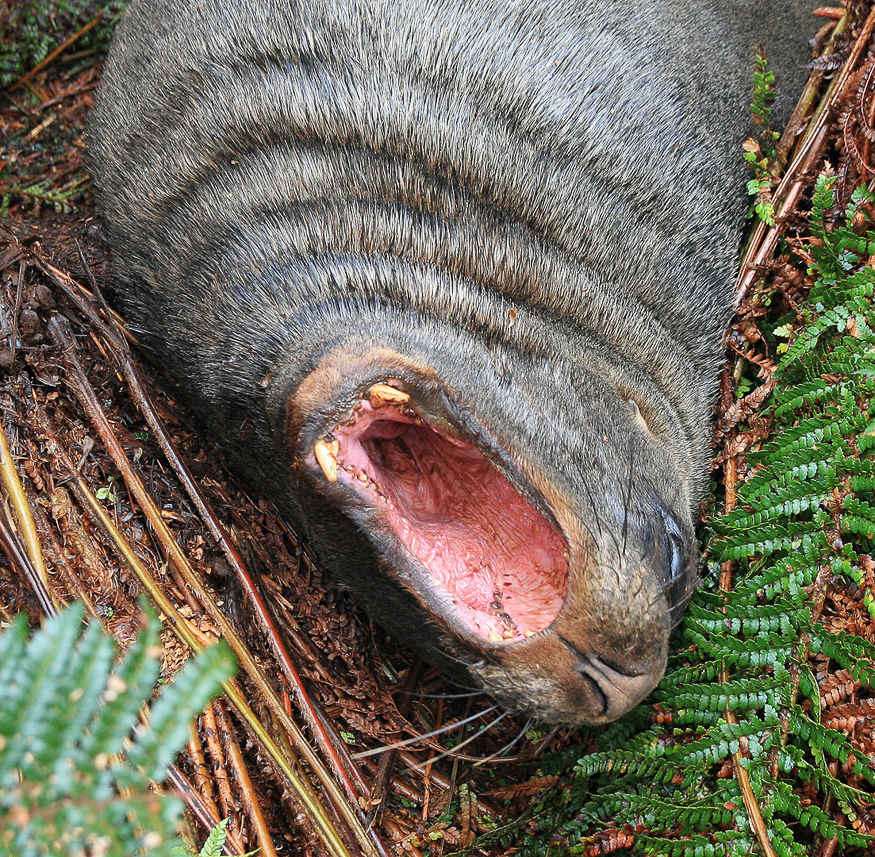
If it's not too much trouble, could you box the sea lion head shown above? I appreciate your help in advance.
[286,338,698,726]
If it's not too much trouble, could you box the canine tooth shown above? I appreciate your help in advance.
[369,383,409,407]
[524,629,536,638]
[314,439,338,482]
[488,632,503,642]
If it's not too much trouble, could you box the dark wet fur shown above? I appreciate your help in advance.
[89,0,816,724]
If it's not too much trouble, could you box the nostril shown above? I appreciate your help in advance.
[585,652,647,680]
[561,637,648,680]
[574,667,608,716]
[560,636,662,720]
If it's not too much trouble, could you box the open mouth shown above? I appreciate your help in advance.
[308,382,570,644]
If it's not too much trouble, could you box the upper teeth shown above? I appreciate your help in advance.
[369,383,410,408]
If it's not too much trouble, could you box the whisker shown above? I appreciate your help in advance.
[420,640,479,670]
[621,436,635,563]
[538,406,605,552]
[409,710,510,768]
[398,688,489,700]
[474,717,533,765]
[352,705,499,760]
[578,472,624,566]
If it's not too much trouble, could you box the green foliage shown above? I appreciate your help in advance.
[751,53,777,129]
[191,818,229,857]
[0,0,128,88]
[0,180,82,217]
[747,176,776,226]
[0,602,236,857]
[744,54,781,226]
[511,178,875,855]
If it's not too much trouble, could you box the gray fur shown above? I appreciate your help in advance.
[89,0,814,724]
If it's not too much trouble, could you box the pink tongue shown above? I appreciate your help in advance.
[333,401,569,642]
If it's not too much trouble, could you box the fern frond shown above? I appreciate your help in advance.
[514,174,875,856]
[0,603,235,857]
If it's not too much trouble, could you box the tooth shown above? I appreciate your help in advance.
[314,439,338,482]
[488,632,503,642]
[369,383,409,408]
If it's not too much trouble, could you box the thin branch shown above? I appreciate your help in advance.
[8,12,104,93]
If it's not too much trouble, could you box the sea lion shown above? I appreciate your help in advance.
[88,0,813,725]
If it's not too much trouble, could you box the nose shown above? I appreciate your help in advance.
[558,633,664,721]
[572,649,662,721]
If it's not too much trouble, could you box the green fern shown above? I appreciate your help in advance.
[0,1,128,88]
[0,180,82,216]
[191,818,229,857]
[0,602,235,857]
[744,53,781,225]
[511,177,875,856]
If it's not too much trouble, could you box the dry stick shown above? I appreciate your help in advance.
[366,659,425,826]
[167,764,250,857]
[45,319,363,857]
[182,722,248,856]
[183,721,256,855]
[0,499,55,617]
[188,721,218,809]
[69,248,389,857]
[29,495,98,616]
[202,703,239,838]
[33,256,131,345]
[274,685,306,775]
[0,415,56,610]
[421,697,444,822]
[12,259,24,369]
[736,8,870,299]
[359,757,424,806]
[269,688,351,838]
[307,699,407,826]
[122,350,379,827]
[37,77,101,111]
[213,699,280,857]
[273,686,361,823]
[8,12,104,92]
[43,429,353,857]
